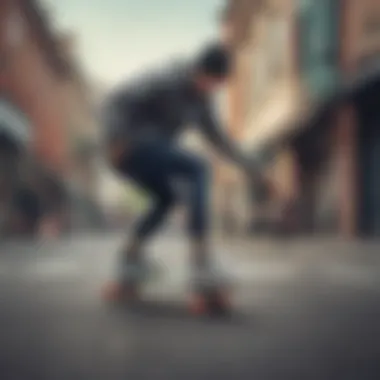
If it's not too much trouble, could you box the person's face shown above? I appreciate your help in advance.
[194,74,226,95]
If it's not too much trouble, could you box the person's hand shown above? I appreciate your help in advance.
[106,141,128,167]
[246,167,278,199]
[259,174,278,199]
[242,158,278,198]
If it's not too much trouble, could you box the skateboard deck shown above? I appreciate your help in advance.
[104,293,233,318]
[102,259,233,316]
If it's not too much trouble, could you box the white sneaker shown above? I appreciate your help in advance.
[191,266,232,290]
[117,258,162,284]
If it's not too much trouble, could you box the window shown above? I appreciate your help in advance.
[248,14,289,108]
[297,0,340,99]
[266,17,289,78]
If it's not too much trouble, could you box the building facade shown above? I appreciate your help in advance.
[0,0,105,235]
[222,0,380,238]
[219,0,302,234]
[286,0,380,237]
[0,0,71,235]
[0,0,70,172]
[58,34,100,193]
[57,33,107,229]
[328,0,380,237]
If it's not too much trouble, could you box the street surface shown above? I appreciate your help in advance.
[0,233,380,379]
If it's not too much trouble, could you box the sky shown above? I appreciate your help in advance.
[43,0,224,87]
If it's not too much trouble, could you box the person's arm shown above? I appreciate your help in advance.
[198,99,262,181]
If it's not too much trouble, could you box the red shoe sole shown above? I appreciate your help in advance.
[188,289,232,316]
[101,282,139,303]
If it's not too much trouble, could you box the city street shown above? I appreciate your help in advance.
[0,234,380,379]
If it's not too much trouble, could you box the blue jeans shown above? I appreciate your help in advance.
[118,139,210,241]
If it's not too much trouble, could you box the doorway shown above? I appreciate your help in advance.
[357,81,380,237]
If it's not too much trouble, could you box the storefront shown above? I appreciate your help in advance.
[298,0,341,101]
[287,102,338,234]
[0,99,69,237]
[283,54,380,237]
[0,99,31,236]
[275,0,342,235]
[348,57,380,236]
[0,98,30,155]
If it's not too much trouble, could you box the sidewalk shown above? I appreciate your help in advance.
[214,233,380,259]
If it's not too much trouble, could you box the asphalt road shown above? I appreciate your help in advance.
[0,234,380,380]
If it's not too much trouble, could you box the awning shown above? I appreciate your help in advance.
[0,99,31,146]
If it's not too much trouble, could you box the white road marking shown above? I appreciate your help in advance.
[0,264,12,278]
[0,255,302,284]
[147,258,300,286]
[25,258,81,279]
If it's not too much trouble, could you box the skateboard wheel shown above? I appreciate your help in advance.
[188,293,208,315]
[209,290,231,314]
[188,289,232,316]
[102,282,139,302]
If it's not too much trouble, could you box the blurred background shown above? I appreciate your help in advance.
[216,0,380,239]
[1,0,380,240]
[1,1,380,379]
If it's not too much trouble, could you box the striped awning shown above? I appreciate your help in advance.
[0,99,31,146]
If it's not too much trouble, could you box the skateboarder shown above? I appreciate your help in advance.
[102,42,274,312]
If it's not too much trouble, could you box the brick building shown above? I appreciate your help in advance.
[57,33,108,229]
[0,0,104,234]
[0,0,71,172]
[0,0,71,234]
[222,0,380,238]
[58,34,100,195]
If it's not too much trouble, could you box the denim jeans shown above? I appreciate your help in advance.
[118,138,210,241]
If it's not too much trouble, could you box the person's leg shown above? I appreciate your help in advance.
[122,144,212,270]
[122,179,175,265]
[118,140,176,268]
[182,156,211,270]
[158,147,211,271]
[117,139,215,281]
[164,149,230,309]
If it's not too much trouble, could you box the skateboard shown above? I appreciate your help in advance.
[101,263,232,316]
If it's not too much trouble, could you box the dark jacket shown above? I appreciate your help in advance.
[102,61,250,169]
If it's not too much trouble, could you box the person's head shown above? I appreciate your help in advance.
[193,42,231,94]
